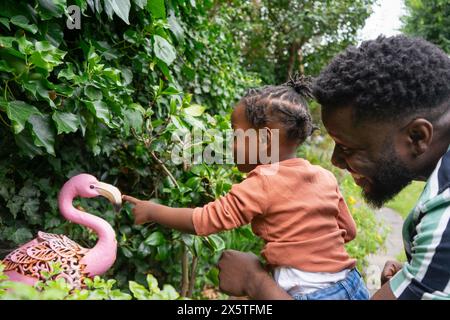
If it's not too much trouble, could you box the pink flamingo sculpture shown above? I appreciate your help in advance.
[1,174,122,289]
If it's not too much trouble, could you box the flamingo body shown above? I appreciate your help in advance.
[1,174,121,289]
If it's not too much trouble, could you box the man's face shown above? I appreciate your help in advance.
[322,106,416,208]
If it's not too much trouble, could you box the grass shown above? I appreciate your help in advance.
[385,181,426,219]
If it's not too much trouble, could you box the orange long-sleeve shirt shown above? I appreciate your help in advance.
[192,158,357,272]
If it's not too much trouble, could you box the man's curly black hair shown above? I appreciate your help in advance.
[313,35,450,123]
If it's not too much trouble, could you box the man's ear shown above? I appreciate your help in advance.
[404,118,434,157]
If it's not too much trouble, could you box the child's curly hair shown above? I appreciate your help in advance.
[241,74,316,144]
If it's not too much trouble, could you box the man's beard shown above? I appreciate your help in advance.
[362,145,416,208]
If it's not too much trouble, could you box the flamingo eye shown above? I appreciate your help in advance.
[90,185,95,189]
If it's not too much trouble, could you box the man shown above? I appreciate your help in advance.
[217,35,450,300]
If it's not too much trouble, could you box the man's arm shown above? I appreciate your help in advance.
[217,250,400,299]
[371,282,396,300]
[218,250,293,300]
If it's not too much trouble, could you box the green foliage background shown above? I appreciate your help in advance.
[402,0,450,53]
[0,0,384,299]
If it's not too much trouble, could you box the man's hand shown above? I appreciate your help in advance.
[381,260,403,285]
[217,250,262,297]
[122,195,154,225]
[217,250,292,300]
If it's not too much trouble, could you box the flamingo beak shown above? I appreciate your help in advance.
[95,182,122,212]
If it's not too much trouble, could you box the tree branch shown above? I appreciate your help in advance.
[187,255,198,298]
[181,244,189,297]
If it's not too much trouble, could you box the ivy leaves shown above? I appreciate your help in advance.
[28,114,56,155]
[147,0,166,19]
[153,35,176,66]
[104,0,131,24]
[10,16,38,34]
[0,0,257,298]
[52,112,79,135]
[5,101,40,134]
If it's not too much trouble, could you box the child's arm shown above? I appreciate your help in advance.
[122,195,196,234]
[336,188,357,242]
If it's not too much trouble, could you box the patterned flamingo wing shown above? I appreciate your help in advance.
[37,231,66,242]
[26,243,58,261]
[2,258,19,272]
[37,231,88,256]
[8,248,37,264]
[61,235,89,254]
[2,232,90,288]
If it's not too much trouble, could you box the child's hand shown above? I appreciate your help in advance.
[122,195,154,225]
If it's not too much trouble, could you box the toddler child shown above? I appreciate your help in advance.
[123,76,369,300]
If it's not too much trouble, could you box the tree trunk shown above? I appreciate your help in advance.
[286,41,300,81]
[187,256,198,298]
[286,41,305,81]
[180,244,189,297]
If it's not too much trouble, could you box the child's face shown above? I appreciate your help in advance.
[231,103,270,173]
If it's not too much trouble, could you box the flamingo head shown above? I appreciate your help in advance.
[69,174,122,212]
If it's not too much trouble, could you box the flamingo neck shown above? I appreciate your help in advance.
[58,181,116,275]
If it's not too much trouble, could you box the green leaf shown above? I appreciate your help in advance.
[183,104,205,117]
[105,0,131,24]
[153,35,176,66]
[0,17,10,30]
[0,60,14,73]
[58,63,76,81]
[23,198,41,223]
[206,267,220,287]
[170,115,185,130]
[110,290,132,300]
[36,0,66,19]
[180,233,194,247]
[6,101,41,134]
[137,242,151,256]
[6,195,24,219]
[15,131,44,158]
[133,0,147,9]
[205,234,225,252]
[30,48,65,72]
[84,85,103,100]
[0,36,16,48]
[10,16,38,34]
[23,80,55,107]
[85,101,111,125]
[146,274,159,293]
[193,236,203,256]
[183,114,206,130]
[168,13,184,41]
[123,109,143,134]
[43,22,64,46]
[156,245,169,261]
[162,86,180,95]
[144,231,165,246]
[28,114,56,156]
[128,281,149,300]
[161,284,179,300]
[147,0,165,19]
[16,36,34,55]
[52,111,79,134]
[121,247,133,258]
[11,227,33,244]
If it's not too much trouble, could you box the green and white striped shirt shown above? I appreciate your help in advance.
[390,145,450,299]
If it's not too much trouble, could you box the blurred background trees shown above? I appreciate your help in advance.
[224,0,375,83]
[402,0,450,53]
